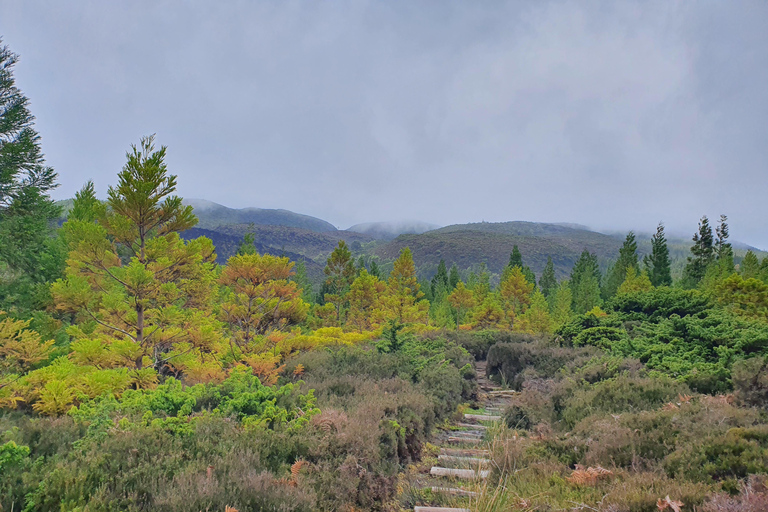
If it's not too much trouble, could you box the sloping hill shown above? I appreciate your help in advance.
[347,220,441,240]
[375,222,625,280]
[211,224,374,261]
[184,198,337,233]
[179,227,326,281]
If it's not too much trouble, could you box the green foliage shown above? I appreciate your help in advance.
[683,215,716,287]
[539,256,557,298]
[644,222,672,287]
[570,250,602,314]
[603,231,640,299]
[0,41,64,314]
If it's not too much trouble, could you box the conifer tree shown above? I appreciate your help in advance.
[539,257,557,298]
[617,267,652,295]
[550,281,574,331]
[682,215,716,287]
[0,41,64,312]
[514,290,552,334]
[431,259,449,299]
[369,259,381,279]
[741,250,761,280]
[448,263,460,290]
[292,260,314,303]
[237,233,257,255]
[643,222,672,287]
[447,281,474,329]
[53,136,218,371]
[323,240,356,323]
[382,247,429,324]
[603,232,639,299]
[346,270,385,331]
[570,250,602,314]
[498,266,534,326]
[507,245,536,287]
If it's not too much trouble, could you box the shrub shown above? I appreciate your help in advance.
[486,342,598,390]
[561,375,689,428]
[732,356,768,409]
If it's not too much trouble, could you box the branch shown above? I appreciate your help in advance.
[83,306,137,342]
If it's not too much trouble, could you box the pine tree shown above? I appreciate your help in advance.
[498,266,534,326]
[509,246,524,269]
[293,260,314,303]
[603,232,639,299]
[369,259,381,279]
[447,281,474,329]
[323,240,356,323]
[345,269,385,332]
[514,290,552,334]
[53,136,218,371]
[238,233,257,255]
[506,245,536,288]
[0,41,64,312]
[431,259,449,299]
[448,264,460,290]
[682,215,716,287]
[539,257,557,298]
[617,267,652,295]
[643,222,672,287]
[570,250,602,314]
[550,281,574,331]
[381,247,428,324]
[741,250,761,280]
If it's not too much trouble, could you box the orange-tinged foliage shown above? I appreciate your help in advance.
[220,253,308,345]
[566,465,613,486]
[0,313,54,373]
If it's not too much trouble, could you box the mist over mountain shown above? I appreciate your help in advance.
[347,220,440,240]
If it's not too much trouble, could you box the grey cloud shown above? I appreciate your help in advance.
[1,1,766,247]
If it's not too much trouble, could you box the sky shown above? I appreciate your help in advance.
[1,1,767,248]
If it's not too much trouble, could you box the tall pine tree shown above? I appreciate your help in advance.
[643,222,672,287]
[683,215,715,287]
[0,41,64,313]
[570,250,602,314]
[539,256,557,298]
[506,245,536,288]
[602,232,639,299]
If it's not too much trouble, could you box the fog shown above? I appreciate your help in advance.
[1,1,767,247]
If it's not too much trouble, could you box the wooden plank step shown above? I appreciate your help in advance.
[488,390,519,395]
[415,507,471,512]
[438,455,490,466]
[430,466,490,479]
[430,487,480,497]
[449,431,483,438]
[447,437,482,444]
[440,448,490,457]
[457,422,487,430]
[464,414,502,421]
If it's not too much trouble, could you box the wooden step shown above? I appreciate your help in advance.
[440,448,490,457]
[415,507,471,512]
[457,422,487,430]
[488,390,519,395]
[447,437,482,444]
[464,413,502,422]
[430,487,480,497]
[438,455,490,466]
[449,431,483,438]
[430,466,490,479]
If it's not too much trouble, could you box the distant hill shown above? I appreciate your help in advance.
[184,198,337,233]
[210,224,374,261]
[179,227,327,282]
[375,222,626,280]
[347,220,441,240]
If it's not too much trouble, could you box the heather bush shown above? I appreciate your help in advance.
[486,341,598,389]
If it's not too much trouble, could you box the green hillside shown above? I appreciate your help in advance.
[375,222,625,281]
[183,198,337,233]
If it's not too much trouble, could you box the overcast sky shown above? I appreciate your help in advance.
[1,1,767,247]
